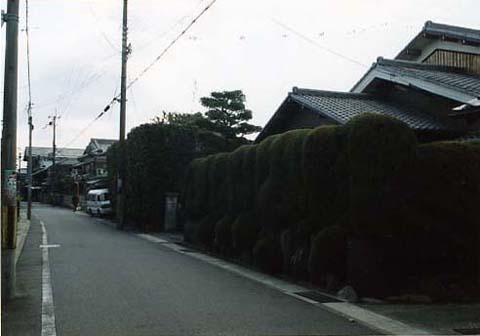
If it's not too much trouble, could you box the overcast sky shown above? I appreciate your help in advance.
[1,0,479,153]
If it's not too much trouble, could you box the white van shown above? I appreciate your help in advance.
[86,189,112,216]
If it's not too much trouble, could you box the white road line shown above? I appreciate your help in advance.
[39,244,60,249]
[40,220,57,336]
[137,233,435,335]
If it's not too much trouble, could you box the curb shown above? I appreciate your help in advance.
[15,210,31,266]
[136,232,438,336]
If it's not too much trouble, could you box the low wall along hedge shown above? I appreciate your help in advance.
[182,113,480,299]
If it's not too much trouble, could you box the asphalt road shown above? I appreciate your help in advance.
[12,204,375,336]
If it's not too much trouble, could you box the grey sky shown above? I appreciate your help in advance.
[1,0,479,153]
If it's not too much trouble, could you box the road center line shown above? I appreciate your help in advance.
[40,220,57,336]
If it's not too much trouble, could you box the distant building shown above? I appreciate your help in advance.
[73,138,117,192]
[256,21,480,143]
[22,146,84,201]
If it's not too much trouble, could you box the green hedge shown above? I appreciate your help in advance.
[302,125,349,230]
[347,113,418,236]
[182,113,480,292]
[107,123,234,232]
[309,225,348,285]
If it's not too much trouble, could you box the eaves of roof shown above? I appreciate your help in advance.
[396,21,480,60]
[288,87,455,132]
[351,58,480,104]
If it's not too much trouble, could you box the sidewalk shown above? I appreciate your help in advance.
[361,302,480,335]
[15,207,31,266]
[2,207,42,336]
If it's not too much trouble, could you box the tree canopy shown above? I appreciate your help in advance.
[200,90,262,139]
[154,90,262,140]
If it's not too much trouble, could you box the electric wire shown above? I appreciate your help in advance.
[271,18,368,69]
[60,0,219,149]
[121,0,218,94]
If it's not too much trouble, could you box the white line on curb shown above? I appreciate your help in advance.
[322,302,432,335]
[137,233,435,335]
[135,234,168,243]
[40,220,57,336]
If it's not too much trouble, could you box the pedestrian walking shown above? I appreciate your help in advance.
[72,194,79,212]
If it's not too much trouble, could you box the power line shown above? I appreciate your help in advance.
[88,0,120,52]
[59,0,219,149]
[121,0,219,94]
[134,0,209,53]
[271,18,368,69]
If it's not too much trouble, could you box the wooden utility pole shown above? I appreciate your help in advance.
[26,0,33,220]
[49,112,58,203]
[117,0,129,230]
[27,112,33,219]
[1,0,20,301]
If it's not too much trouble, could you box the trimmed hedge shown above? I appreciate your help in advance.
[302,125,349,229]
[309,225,347,286]
[231,212,258,256]
[253,236,283,274]
[182,113,480,296]
[107,123,235,232]
[215,215,234,254]
[346,113,417,236]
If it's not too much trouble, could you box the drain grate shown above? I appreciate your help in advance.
[294,290,342,303]
[454,328,480,335]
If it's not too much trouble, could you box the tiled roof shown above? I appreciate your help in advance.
[352,58,480,103]
[87,138,117,154]
[24,146,51,158]
[23,147,83,160]
[290,88,454,131]
[396,21,480,60]
[376,58,480,97]
[423,21,480,45]
[55,148,84,158]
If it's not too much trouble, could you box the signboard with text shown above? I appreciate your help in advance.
[4,169,17,206]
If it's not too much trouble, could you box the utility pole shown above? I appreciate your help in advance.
[117,0,129,230]
[1,0,20,301]
[27,111,33,219]
[25,0,33,220]
[49,112,58,203]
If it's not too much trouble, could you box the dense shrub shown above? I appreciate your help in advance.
[399,141,480,277]
[228,145,256,213]
[278,130,310,228]
[302,126,349,228]
[116,125,182,230]
[231,212,258,255]
[183,112,480,293]
[207,153,231,216]
[254,134,280,193]
[227,146,251,214]
[196,214,218,250]
[309,226,348,286]
[215,215,234,254]
[346,113,417,235]
[184,157,210,220]
[106,122,239,232]
[253,236,283,274]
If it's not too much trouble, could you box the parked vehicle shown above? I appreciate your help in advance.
[86,189,112,216]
